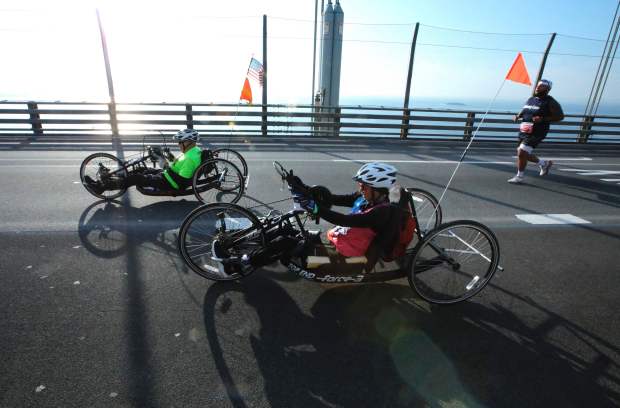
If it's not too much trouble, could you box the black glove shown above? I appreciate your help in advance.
[150,146,163,157]
[286,173,308,193]
[293,192,318,214]
[163,147,174,161]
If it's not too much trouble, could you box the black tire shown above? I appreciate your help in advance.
[193,158,244,204]
[178,203,265,281]
[408,220,500,305]
[79,153,127,200]
[213,148,248,178]
[406,188,442,235]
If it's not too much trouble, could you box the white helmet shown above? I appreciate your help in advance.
[173,128,200,143]
[353,162,397,189]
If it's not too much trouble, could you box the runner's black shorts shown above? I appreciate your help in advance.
[518,133,546,148]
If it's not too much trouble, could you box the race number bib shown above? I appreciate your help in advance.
[519,122,534,134]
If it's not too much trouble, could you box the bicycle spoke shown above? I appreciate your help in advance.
[410,221,499,304]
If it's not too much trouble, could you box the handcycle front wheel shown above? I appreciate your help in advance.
[79,153,128,200]
[178,203,265,281]
[408,220,500,305]
[193,158,244,204]
[213,148,248,178]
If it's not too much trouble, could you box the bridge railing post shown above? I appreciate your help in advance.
[27,102,43,136]
[578,115,594,143]
[463,112,475,141]
[108,102,119,137]
[400,109,410,140]
[185,104,194,129]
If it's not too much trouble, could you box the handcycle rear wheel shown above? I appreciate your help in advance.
[213,148,248,178]
[406,188,442,235]
[178,203,265,281]
[408,220,499,304]
[193,158,244,204]
[79,153,128,200]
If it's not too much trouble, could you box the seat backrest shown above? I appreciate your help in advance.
[201,149,214,163]
[368,199,416,264]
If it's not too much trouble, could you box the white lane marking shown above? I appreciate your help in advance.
[0,142,21,145]
[30,142,113,145]
[28,142,292,146]
[332,159,512,164]
[0,158,87,161]
[515,214,591,225]
[512,157,592,161]
[575,171,620,176]
[297,144,367,148]
[0,165,78,167]
[560,168,620,184]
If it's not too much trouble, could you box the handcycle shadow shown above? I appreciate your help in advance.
[203,275,618,408]
[77,199,201,259]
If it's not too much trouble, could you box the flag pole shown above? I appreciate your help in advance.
[231,57,256,147]
[424,80,506,230]
[245,55,254,79]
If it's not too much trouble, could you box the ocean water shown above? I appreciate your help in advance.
[339,96,620,116]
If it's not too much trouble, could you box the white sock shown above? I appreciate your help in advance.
[538,159,547,167]
[517,171,524,177]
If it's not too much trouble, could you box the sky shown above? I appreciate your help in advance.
[0,0,619,113]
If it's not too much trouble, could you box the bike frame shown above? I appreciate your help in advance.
[101,152,156,179]
[220,196,427,284]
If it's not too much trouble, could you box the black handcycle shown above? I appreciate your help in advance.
[178,161,502,304]
[80,145,247,204]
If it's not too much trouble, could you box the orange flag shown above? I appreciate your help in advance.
[240,77,252,104]
[505,52,532,86]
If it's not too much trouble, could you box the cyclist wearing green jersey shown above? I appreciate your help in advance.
[85,129,203,194]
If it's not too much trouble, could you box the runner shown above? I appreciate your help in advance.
[508,79,564,184]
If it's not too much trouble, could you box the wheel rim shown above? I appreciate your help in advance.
[408,188,441,234]
[80,153,127,200]
[213,148,248,177]
[194,159,244,204]
[410,222,498,304]
[180,205,263,281]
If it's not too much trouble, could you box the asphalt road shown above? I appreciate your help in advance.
[1,138,619,407]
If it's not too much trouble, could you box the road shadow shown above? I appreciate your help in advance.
[203,276,618,407]
[77,199,200,258]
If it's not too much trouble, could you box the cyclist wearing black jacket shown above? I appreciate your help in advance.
[294,162,410,268]
[212,162,410,275]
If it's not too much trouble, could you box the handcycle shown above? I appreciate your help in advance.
[80,144,248,204]
[178,161,502,304]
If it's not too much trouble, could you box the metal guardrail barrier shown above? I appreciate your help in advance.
[0,100,619,143]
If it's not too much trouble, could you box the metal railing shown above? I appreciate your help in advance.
[1,100,619,143]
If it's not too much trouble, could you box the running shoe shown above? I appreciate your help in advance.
[507,175,524,184]
[539,160,554,176]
